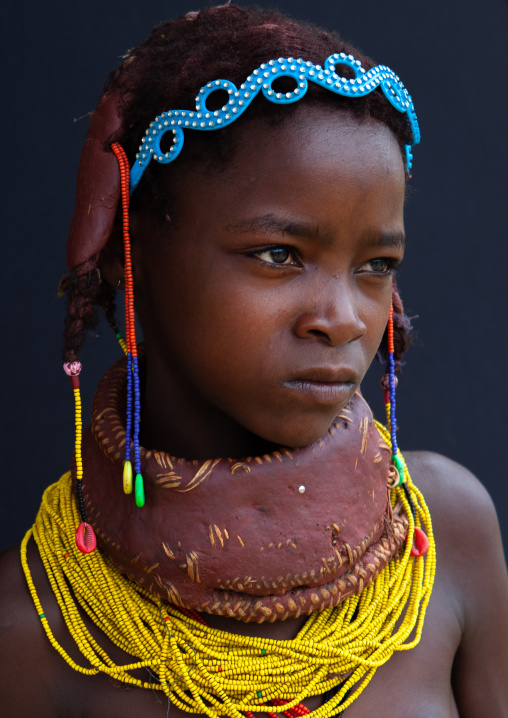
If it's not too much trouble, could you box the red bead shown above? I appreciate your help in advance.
[410,527,429,557]
[384,390,390,404]
[71,375,80,389]
[75,522,97,553]
[218,666,222,672]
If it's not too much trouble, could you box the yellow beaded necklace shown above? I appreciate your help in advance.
[21,423,435,717]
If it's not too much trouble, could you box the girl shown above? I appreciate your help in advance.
[1,5,507,717]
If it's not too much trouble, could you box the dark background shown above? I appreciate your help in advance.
[1,0,507,556]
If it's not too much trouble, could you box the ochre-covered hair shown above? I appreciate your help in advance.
[63,3,412,368]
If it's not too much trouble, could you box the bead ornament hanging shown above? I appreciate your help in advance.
[112,141,145,508]
[63,361,97,553]
[21,467,435,718]
[383,303,405,486]
[382,303,428,558]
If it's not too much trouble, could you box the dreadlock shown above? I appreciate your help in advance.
[64,3,413,369]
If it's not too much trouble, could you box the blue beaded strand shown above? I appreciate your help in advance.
[385,304,405,487]
[388,351,398,456]
[132,355,141,471]
[132,355,145,507]
[125,352,133,465]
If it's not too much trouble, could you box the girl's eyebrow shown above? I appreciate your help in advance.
[362,229,406,250]
[225,214,319,239]
[226,214,406,249]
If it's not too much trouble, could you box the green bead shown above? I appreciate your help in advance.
[257,691,262,698]
[392,454,405,486]
[115,332,122,339]
[261,649,266,655]
[135,473,145,507]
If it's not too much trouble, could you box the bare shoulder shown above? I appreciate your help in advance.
[404,450,505,566]
[404,450,508,716]
[404,449,498,512]
[0,542,48,660]
[404,450,506,596]
[0,541,65,716]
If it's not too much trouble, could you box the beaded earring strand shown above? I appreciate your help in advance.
[63,361,97,553]
[111,319,128,356]
[112,142,145,508]
[116,332,128,354]
[383,302,429,557]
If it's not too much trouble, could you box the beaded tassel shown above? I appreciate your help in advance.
[383,302,405,487]
[104,314,128,356]
[115,331,128,355]
[112,142,145,507]
[383,303,428,556]
[63,361,97,553]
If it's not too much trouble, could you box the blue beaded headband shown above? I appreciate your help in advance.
[129,52,419,195]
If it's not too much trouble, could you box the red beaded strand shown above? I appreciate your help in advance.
[177,605,208,626]
[111,146,135,361]
[272,698,310,716]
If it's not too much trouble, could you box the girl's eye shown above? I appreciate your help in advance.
[254,247,296,265]
[360,258,396,274]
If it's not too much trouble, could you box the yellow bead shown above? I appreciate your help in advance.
[123,461,133,494]
[19,449,435,718]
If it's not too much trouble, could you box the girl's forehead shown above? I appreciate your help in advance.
[136,106,406,251]
[176,104,405,189]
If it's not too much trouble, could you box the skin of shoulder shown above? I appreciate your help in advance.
[0,541,71,716]
[405,450,508,717]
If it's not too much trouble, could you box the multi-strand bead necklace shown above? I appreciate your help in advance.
[21,437,435,718]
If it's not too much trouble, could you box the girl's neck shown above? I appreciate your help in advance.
[140,358,281,460]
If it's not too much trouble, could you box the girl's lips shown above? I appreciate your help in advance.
[283,379,355,405]
[283,366,358,405]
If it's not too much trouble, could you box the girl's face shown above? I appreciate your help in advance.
[129,106,406,453]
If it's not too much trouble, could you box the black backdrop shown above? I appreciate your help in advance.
[1,0,507,557]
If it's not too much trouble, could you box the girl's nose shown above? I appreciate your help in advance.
[293,278,367,347]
